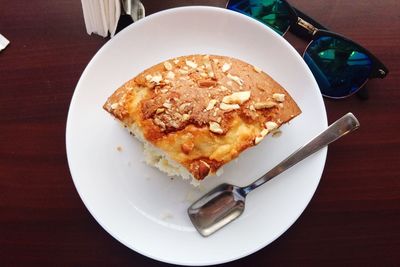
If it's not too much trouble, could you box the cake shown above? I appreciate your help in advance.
[103,54,301,185]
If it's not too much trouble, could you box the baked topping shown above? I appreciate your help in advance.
[254,101,276,109]
[227,73,244,86]
[164,61,173,71]
[265,121,278,131]
[103,54,302,182]
[254,128,269,144]
[209,121,224,134]
[220,102,240,111]
[222,91,251,104]
[273,93,285,102]
[222,63,231,72]
[253,66,262,73]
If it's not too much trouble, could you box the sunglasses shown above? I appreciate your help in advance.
[226,0,389,99]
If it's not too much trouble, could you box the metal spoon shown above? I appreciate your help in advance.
[188,113,360,237]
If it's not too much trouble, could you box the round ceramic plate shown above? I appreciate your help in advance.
[66,6,327,266]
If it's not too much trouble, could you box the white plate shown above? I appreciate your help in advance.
[66,6,327,266]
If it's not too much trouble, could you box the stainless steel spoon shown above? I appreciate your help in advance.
[188,113,360,237]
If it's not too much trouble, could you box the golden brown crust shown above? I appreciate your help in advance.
[103,55,301,180]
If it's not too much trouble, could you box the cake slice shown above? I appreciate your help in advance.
[103,55,301,185]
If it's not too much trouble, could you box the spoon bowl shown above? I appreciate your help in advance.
[188,184,246,236]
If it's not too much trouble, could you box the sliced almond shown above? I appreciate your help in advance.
[222,62,231,72]
[227,73,244,86]
[150,73,163,84]
[185,60,198,69]
[206,99,218,111]
[163,102,172,109]
[209,122,224,134]
[254,129,269,144]
[253,66,262,73]
[156,108,165,114]
[163,61,173,71]
[110,103,119,109]
[154,118,166,129]
[178,69,189,75]
[166,71,175,80]
[254,101,276,109]
[145,74,152,81]
[199,72,208,78]
[198,160,211,178]
[265,121,278,131]
[220,102,240,111]
[198,79,217,88]
[179,102,191,111]
[222,91,251,104]
[272,93,285,102]
[181,113,190,121]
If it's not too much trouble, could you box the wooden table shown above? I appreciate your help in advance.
[1,0,399,265]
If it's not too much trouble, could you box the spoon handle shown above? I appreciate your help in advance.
[242,113,360,194]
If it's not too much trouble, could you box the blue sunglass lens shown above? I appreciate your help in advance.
[304,36,373,98]
[227,0,292,35]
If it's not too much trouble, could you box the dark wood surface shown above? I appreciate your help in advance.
[1,0,399,266]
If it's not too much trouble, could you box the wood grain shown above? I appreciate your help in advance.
[1,0,399,266]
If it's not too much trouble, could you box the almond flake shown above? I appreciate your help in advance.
[209,122,223,134]
[154,118,166,129]
[173,59,179,64]
[272,93,285,102]
[212,58,219,64]
[220,102,240,111]
[179,102,191,111]
[208,71,215,78]
[181,113,190,121]
[200,72,208,78]
[253,66,262,73]
[156,108,165,114]
[145,74,152,81]
[150,74,163,84]
[227,73,244,86]
[160,88,168,93]
[185,60,198,69]
[163,102,172,109]
[254,129,269,144]
[254,101,276,109]
[206,99,218,111]
[163,61,173,71]
[222,91,251,104]
[166,71,175,80]
[249,104,256,112]
[265,121,278,131]
[110,103,119,109]
[222,63,231,72]
[198,79,217,87]
[179,69,188,75]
